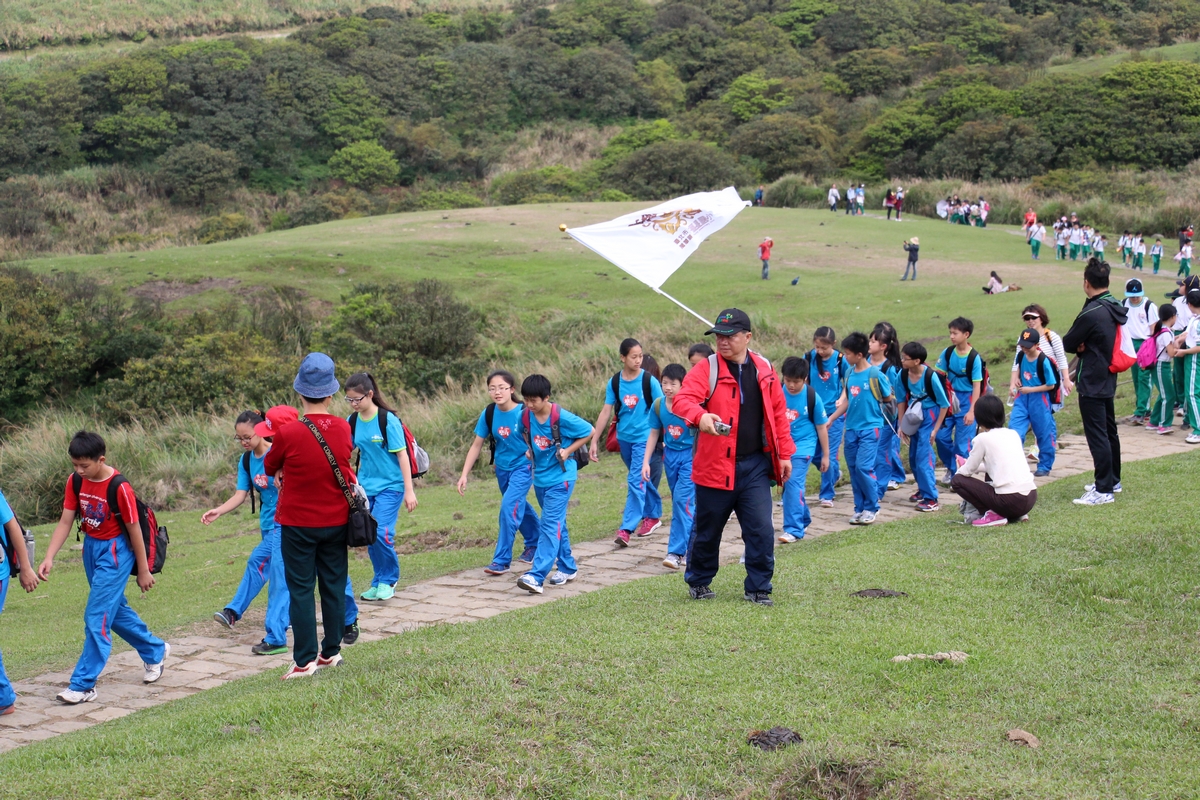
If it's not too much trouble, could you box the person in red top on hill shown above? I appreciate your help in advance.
[1023,208,1037,232]
[758,236,773,280]
[38,431,169,705]
[671,308,795,606]
[264,352,359,679]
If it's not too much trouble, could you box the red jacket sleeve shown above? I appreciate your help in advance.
[671,359,711,426]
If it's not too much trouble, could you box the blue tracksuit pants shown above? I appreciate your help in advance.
[815,415,844,501]
[365,490,402,588]
[70,535,166,692]
[782,454,813,538]
[936,390,977,471]
[492,464,540,568]
[227,524,290,646]
[909,407,940,501]
[527,480,578,584]
[1009,392,1057,473]
[662,447,695,557]
[844,428,881,514]
[0,572,12,708]
[874,425,904,500]
[618,440,663,531]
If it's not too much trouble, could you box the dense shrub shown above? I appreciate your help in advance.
[156,143,239,206]
[727,114,837,181]
[606,140,753,199]
[328,141,400,189]
[196,213,254,244]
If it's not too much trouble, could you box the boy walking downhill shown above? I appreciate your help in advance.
[0,488,39,715]
[643,364,696,570]
[901,237,919,280]
[759,237,773,280]
[1151,238,1164,274]
[897,343,950,512]
[778,358,830,543]
[1055,225,1069,260]
[1010,330,1059,476]
[1123,279,1156,424]
[839,332,894,525]
[1177,241,1193,277]
[935,318,984,484]
[1027,222,1045,260]
[808,328,849,508]
[516,375,593,594]
[39,432,169,704]
[1133,234,1146,270]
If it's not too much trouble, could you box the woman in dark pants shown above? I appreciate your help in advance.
[951,395,1038,527]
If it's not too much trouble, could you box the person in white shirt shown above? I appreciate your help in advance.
[1068,224,1085,261]
[1055,226,1069,260]
[1150,237,1165,274]
[950,395,1037,526]
[1027,222,1045,260]
[1177,289,1200,443]
[1176,242,1193,277]
[1133,234,1147,270]
[828,184,840,212]
[1123,279,1156,423]
[1118,231,1131,266]
[895,187,904,220]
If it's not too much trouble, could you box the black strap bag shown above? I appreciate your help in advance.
[301,417,377,548]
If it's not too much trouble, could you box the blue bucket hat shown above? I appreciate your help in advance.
[293,352,340,398]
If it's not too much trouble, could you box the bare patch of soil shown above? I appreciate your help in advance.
[395,529,492,554]
[131,277,240,303]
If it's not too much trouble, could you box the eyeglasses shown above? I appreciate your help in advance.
[234,435,254,443]
[345,395,367,405]
[487,385,512,393]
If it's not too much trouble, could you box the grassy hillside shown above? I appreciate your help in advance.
[1047,41,1200,75]
[4,452,1199,798]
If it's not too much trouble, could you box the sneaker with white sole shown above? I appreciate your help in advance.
[848,512,863,525]
[316,653,343,669]
[938,469,954,486]
[374,584,396,601]
[972,510,1008,527]
[1158,426,1174,434]
[635,518,662,537]
[56,688,97,705]
[1073,490,1114,506]
[143,642,171,684]
[1188,433,1200,444]
[548,570,576,586]
[662,553,683,570]
[819,499,834,508]
[282,661,318,680]
[858,511,877,524]
[213,608,237,629]
[778,532,798,543]
[886,481,901,491]
[1084,482,1122,493]
[916,498,940,512]
[516,574,543,594]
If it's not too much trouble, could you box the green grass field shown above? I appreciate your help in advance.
[1047,41,1200,75]
[4,452,1200,798]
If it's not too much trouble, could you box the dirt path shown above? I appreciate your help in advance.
[0,429,1190,751]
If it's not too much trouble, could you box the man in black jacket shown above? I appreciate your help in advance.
[1062,259,1128,505]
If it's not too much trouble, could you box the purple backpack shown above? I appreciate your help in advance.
[1136,333,1162,369]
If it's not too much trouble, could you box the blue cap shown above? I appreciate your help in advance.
[293,352,340,398]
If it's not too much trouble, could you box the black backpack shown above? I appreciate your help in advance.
[610,370,654,421]
[71,473,168,575]
[903,366,940,406]
[484,403,498,465]
[241,451,261,515]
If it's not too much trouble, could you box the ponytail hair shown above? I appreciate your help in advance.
[345,372,396,415]
[1155,302,1177,336]
[870,321,902,371]
[236,409,264,427]
[813,326,837,346]
[486,370,520,401]
[619,338,641,357]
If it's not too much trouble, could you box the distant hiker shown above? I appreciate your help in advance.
[952,396,1038,527]
[457,371,540,576]
[1062,259,1128,506]
[673,308,794,606]
[1023,208,1037,232]
[1150,237,1164,274]
[901,237,919,281]
[1027,221,1045,260]
[894,186,904,220]
[754,185,764,206]
[855,185,865,215]
[204,407,294,657]
[827,183,840,212]
[758,236,773,280]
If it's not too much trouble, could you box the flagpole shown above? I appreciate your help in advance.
[654,287,712,327]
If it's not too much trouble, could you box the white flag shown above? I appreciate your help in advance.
[566,187,751,290]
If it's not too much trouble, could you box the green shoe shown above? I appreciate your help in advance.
[374,584,395,601]
[359,585,380,601]
[251,641,288,656]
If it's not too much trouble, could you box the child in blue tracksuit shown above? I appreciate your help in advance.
[642,363,696,571]
[0,487,38,715]
[38,431,168,706]
[458,370,541,576]
[935,317,984,483]
[345,373,418,604]
[1009,329,1058,476]
[807,326,849,508]
[517,374,594,595]
[203,408,292,656]
[779,357,830,542]
[869,322,907,499]
[590,338,665,546]
[838,332,893,525]
[897,343,950,512]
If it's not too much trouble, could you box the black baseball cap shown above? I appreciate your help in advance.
[1017,329,1040,349]
[706,308,752,335]
[1177,275,1200,292]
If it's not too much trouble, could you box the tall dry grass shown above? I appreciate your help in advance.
[490,123,622,177]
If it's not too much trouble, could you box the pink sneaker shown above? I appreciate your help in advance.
[972,510,1008,527]
[614,529,631,547]
[1158,426,1174,435]
[635,518,662,537]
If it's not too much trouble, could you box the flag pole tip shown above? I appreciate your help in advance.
[558,223,568,232]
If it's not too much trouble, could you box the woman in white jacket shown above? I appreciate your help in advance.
[951,395,1038,527]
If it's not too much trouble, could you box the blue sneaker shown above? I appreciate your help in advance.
[518,546,536,563]
[483,562,509,575]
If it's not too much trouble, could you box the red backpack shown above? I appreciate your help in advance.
[71,473,168,575]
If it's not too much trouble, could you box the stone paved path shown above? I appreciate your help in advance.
[1,429,1192,752]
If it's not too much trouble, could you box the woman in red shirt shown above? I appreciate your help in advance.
[1023,208,1037,232]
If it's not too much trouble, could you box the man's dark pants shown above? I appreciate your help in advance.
[1078,395,1121,493]
[281,524,348,666]
[686,452,775,594]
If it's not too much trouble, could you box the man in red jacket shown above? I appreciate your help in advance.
[672,308,795,606]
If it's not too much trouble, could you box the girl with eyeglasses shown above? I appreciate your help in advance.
[202,407,294,656]
[344,373,417,603]
[456,371,541,576]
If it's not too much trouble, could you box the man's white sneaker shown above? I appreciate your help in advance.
[1084,482,1122,493]
[778,532,798,543]
[56,688,97,705]
[143,642,171,684]
[1073,490,1114,506]
[858,511,877,524]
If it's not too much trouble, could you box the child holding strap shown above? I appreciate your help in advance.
[807,327,849,508]
[778,357,829,542]
[1009,330,1059,476]
[458,371,540,575]
[869,322,906,497]
[642,363,696,569]
[204,408,294,656]
[897,342,949,512]
[839,332,893,526]
[1149,303,1179,434]
[935,317,984,484]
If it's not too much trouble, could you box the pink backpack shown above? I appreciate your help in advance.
[1136,331,1164,369]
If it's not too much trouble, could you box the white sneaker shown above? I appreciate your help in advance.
[886,481,901,491]
[548,570,577,586]
[1187,434,1200,444]
[848,512,863,525]
[143,642,171,684]
[516,574,544,594]
[939,470,954,486]
[1084,482,1122,493]
[56,688,97,705]
[819,499,834,508]
[661,553,683,570]
[858,511,877,524]
[1073,490,1114,506]
[777,532,798,543]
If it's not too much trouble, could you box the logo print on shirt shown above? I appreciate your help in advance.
[623,394,639,410]
[1023,371,1032,381]
[254,474,269,489]
[667,424,683,440]
[497,426,511,439]
[785,409,799,422]
[533,435,552,450]
[80,497,107,532]
[850,386,861,397]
